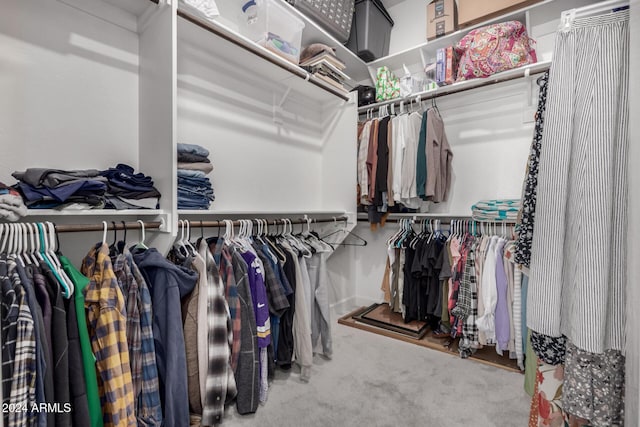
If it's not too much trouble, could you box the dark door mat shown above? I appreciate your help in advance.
[339,305,522,373]
[354,303,430,339]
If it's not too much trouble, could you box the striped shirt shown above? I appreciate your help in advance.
[82,244,136,427]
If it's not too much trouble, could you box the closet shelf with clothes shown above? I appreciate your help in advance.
[358,60,552,114]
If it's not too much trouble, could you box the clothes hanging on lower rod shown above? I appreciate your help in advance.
[378,220,524,367]
[357,107,453,228]
[0,218,335,427]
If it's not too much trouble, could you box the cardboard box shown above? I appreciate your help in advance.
[427,0,457,41]
[457,0,543,28]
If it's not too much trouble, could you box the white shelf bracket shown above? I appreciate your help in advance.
[273,84,293,125]
[522,67,536,124]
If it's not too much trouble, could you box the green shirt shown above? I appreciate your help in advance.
[59,255,104,427]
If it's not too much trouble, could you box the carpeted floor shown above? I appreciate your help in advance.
[221,309,532,427]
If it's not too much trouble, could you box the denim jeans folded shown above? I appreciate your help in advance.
[177,169,206,178]
[177,143,209,157]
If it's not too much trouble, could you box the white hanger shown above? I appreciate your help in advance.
[45,222,63,268]
[26,223,39,265]
[101,221,108,245]
[46,222,74,296]
[6,223,15,255]
[135,220,148,250]
[13,223,25,268]
[18,223,31,266]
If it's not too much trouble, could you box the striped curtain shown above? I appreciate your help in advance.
[527,8,630,354]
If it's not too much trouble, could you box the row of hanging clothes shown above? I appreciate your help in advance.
[357,98,454,228]
[380,218,525,367]
[0,217,335,427]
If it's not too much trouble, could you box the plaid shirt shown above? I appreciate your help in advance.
[201,245,237,426]
[211,241,241,373]
[124,250,162,426]
[2,259,19,419]
[452,237,476,320]
[2,259,37,427]
[9,264,37,427]
[460,243,479,352]
[82,244,136,427]
[254,244,289,316]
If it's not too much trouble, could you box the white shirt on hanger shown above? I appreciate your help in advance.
[400,112,423,209]
[392,114,407,204]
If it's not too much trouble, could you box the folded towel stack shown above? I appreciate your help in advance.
[471,199,521,222]
[100,164,161,210]
[177,143,215,210]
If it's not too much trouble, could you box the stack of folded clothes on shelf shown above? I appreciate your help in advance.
[471,199,521,222]
[100,163,161,209]
[12,168,108,209]
[177,143,214,210]
[0,182,27,221]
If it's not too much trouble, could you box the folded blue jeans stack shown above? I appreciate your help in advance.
[177,143,214,210]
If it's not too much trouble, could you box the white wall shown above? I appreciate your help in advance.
[626,0,639,421]
[387,0,427,54]
[0,0,140,184]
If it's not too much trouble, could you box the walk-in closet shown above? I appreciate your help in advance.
[1,0,638,425]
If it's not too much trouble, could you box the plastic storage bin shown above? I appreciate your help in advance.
[240,0,305,64]
[345,0,394,62]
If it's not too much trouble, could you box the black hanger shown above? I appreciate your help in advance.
[322,220,368,247]
[117,221,127,254]
[52,224,65,257]
[109,221,119,257]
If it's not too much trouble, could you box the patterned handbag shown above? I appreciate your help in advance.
[454,21,537,81]
[375,66,400,101]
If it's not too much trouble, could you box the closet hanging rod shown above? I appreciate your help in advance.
[8,221,166,234]
[358,61,551,114]
[177,9,350,102]
[357,218,517,225]
[185,216,348,228]
[564,0,628,20]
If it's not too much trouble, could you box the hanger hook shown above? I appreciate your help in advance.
[102,221,108,245]
[137,220,145,245]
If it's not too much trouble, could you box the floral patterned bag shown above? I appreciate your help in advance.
[454,21,537,81]
[375,66,400,101]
